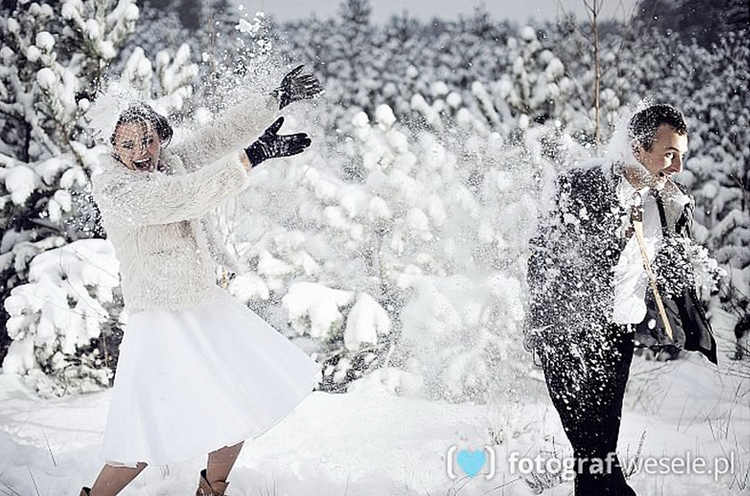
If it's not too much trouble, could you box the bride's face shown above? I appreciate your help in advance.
[112,120,161,172]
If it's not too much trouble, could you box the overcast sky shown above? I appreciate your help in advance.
[231,0,640,25]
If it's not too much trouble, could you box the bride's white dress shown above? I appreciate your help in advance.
[100,288,320,466]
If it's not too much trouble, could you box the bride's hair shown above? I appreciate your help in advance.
[110,102,174,147]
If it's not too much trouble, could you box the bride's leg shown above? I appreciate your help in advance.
[87,462,147,496]
[196,441,244,495]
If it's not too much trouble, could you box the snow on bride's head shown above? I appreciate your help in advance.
[85,81,174,172]
[85,81,143,144]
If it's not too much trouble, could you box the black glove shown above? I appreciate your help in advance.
[272,65,324,110]
[245,117,312,167]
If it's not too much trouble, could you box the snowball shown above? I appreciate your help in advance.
[236,17,264,35]
[193,107,212,125]
[406,65,419,78]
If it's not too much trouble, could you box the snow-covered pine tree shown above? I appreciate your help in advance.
[142,0,203,31]
[633,0,749,47]
[0,0,198,396]
[223,99,543,401]
[325,0,376,113]
[675,32,750,345]
[0,0,140,365]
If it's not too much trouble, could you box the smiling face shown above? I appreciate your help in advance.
[112,120,161,172]
[634,124,688,186]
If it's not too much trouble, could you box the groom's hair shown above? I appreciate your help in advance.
[628,104,688,151]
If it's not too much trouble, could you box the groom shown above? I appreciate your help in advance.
[524,104,716,495]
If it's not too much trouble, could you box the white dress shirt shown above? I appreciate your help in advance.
[611,178,663,325]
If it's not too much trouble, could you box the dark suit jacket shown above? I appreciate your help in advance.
[525,160,625,352]
[524,160,715,362]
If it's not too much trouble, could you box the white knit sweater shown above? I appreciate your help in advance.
[92,96,277,313]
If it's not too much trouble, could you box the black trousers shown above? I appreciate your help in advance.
[539,325,637,496]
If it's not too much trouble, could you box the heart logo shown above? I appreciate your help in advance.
[456,449,487,478]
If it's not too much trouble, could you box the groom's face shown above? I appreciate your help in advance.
[636,124,689,186]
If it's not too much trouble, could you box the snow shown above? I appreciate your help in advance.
[520,26,537,42]
[228,272,270,301]
[0,46,13,64]
[2,165,37,205]
[0,327,746,495]
[6,17,19,33]
[35,31,55,52]
[343,293,390,351]
[282,282,355,339]
[25,45,41,62]
[446,91,462,108]
[36,67,57,90]
[3,239,121,396]
[352,110,369,128]
[236,14,265,36]
[2,4,748,495]
[374,103,396,129]
[367,196,391,221]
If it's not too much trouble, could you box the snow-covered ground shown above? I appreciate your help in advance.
[0,320,747,496]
